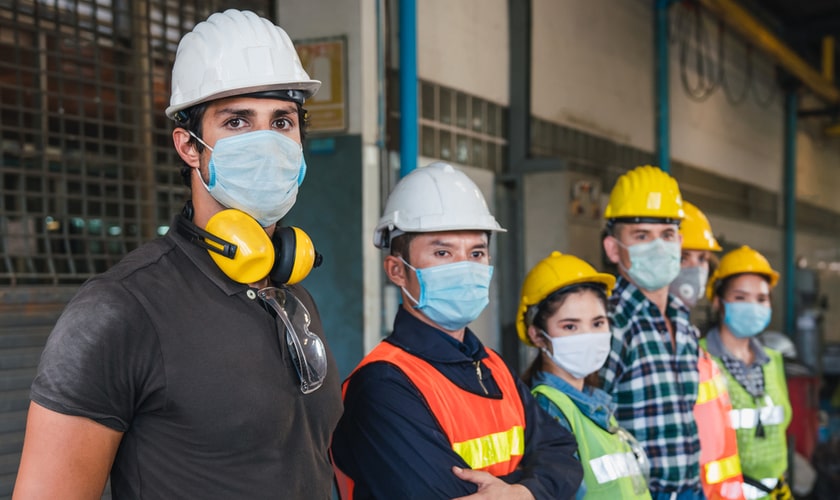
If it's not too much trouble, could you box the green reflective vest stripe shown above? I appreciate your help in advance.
[701,340,791,498]
[532,384,652,499]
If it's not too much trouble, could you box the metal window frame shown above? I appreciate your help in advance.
[0,1,275,286]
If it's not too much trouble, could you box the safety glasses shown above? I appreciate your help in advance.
[258,287,327,394]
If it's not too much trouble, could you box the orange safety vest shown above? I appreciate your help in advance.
[333,341,526,500]
[695,348,745,500]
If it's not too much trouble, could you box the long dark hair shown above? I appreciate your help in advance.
[521,283,609,387]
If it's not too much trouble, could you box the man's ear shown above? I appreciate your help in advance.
[173,127,200,168]
[384,255,408,288]
[603,235,621,265]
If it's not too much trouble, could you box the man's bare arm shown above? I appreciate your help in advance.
[13,401,123,500]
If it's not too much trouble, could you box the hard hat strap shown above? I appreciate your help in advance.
[240,89,307,105]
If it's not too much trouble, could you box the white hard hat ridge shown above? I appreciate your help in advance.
[373,162,506,248]
[165,9,321,119]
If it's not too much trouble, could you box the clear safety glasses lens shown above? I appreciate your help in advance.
[616,427,651,495]
[258,287,327,394]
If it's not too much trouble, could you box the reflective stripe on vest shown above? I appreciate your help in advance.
[589,451,643,484]
[345,341,526,476]
[694,347,745,500]
[729,405,785,430]
[697,368,728,405]
[741,478,778,500]
[705,454,742,484]
[452,425,525,470]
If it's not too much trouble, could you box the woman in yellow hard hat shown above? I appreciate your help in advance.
[519,251,651,499]
[703,246,792,499]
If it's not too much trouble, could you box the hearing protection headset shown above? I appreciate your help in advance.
[176,201,322,285]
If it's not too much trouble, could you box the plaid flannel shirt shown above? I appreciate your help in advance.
[599,276,702,494]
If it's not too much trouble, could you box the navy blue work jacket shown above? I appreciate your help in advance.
[330,308,582,499]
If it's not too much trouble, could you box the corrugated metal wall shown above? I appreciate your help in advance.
[0,288,72,497]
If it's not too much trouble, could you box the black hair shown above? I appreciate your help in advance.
[389,233,418,261]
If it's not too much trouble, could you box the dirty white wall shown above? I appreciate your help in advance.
[418,0,509,105]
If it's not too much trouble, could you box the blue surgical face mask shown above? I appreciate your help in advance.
[616,238,681,291]
[724,301,772,338]
[400,258,494,332]
[191,130,306,227]
[669,265,709,309]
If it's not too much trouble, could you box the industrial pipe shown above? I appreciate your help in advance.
[399,0,418,177]
[654,0,674,172]
[697,0,840,104]
[783,90,798,336]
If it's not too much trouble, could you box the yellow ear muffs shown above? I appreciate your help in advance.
[176,204,322,285]
[204,209,275,284]
[270,226,322,285]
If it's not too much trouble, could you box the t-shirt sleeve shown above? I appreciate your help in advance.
[30,278,165,432]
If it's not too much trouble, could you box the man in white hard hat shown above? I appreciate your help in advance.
[14,10,342,499]
[330,163,582,499]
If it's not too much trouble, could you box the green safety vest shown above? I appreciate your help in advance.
[701,340,792,499]
[532,384,652,499]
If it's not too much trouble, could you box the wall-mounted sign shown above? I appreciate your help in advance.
[570,179,601,220]
[295,36,347,133]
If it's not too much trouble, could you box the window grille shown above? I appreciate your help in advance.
[387,70,508,174]
[0,0,274,286]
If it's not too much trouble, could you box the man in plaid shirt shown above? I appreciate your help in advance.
[599,166,703,500]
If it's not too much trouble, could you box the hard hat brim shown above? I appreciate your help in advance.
[166,80,321,120]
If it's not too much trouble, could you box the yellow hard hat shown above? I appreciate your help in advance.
[517,251,616,346]
[705,245,779,300]
[604,165,684,223]
[205,209,275,284]
[680,201,722,251]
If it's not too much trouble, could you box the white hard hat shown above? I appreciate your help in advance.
[373,162,506,248]
[165,9,321,120]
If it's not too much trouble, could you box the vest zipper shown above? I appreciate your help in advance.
[474,361,489,395]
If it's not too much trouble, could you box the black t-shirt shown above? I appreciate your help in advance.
[31,218,342,499]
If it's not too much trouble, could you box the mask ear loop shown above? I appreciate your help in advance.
[187,130,214,152]
[539,330,554,357]
[398,257,422,307]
